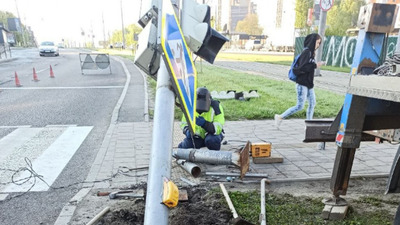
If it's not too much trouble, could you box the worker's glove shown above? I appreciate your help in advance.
[183,126,189,134]
[183,126,191,139]
[185,129,191,139]
[196,116,206,127]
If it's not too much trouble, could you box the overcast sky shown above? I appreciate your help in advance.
[1,0,150,43]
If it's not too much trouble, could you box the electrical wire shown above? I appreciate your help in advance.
[0,157,149,203]
[149,44,160,77]
[251,125,272,145]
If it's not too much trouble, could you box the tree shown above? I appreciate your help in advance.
[0,11,16,27]
[0,10,34,47]
[110,23,142,48]
[294,0,313,35]
[325,0,365,36]
[125,24,142,48]
[235,14,263,35]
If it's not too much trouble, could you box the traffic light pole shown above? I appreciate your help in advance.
[144,0,175,224]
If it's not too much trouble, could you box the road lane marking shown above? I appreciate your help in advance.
[1,126,93,192]
[0,86,124,90]
[0,126,32,128]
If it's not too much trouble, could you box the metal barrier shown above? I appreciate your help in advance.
[79,53,112,75]
[0,43,12,59]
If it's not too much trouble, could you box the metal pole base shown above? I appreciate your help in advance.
[322,195,349,220]
[322,195,348,206]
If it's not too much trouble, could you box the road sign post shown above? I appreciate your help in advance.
[315,0,334,76]
[142,0,226,223]
[161,0,197,134]
[143,0,176,224]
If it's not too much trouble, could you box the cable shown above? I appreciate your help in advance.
[0,157,50,190]
[0,157,149,202]
[148,44,160,77]
[251,125,272,145]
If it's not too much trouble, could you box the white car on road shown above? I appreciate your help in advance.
[39,41,59,56]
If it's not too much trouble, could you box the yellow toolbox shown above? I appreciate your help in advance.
[251,142,271,157]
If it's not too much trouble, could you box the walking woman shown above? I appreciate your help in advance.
[275,33,325,128]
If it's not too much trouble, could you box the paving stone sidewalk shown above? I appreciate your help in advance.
[86,119,395,190]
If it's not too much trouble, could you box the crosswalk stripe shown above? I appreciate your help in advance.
[0,127,41,163]
[1,126,93,192]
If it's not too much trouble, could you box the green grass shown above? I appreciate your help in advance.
[216,52,351,73]
[98,48,135,60]
[195,65,344,121]
[223,191,394,225]
[147,64,344,121]
[217,52,294,65]
[107,50,345,121]
[354,196,399,207]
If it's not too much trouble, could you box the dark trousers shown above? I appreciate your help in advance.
[178,133,223,150]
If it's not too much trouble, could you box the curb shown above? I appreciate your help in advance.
[0,57,18,64]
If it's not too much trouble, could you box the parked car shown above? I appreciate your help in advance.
[245,40,263,51]
[39,41,59,56]
[114,42,124,49]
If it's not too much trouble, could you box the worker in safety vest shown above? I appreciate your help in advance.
[178,87,225,150]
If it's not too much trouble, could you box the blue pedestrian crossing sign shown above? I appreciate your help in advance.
[161,0,197,133]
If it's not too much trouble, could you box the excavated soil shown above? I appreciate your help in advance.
[96,187,231,225]
[72,177,400,225]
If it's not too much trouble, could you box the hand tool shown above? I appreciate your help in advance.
[220,183,255,225]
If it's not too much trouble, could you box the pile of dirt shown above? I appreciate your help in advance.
[75,178,400,224]
[169,188,232,225]
[99,199,145,225]
[97,187,232,225]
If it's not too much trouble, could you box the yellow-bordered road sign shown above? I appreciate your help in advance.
[161,0,197,133]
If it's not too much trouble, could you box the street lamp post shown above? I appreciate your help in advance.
[120,0,126,48]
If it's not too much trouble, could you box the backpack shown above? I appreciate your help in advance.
[288,47,308,82]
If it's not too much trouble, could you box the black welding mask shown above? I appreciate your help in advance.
[196,87,211,114]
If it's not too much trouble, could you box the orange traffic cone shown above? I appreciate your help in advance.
[49,65,55,78]
[15,72,22,87]
[33,67,39,82]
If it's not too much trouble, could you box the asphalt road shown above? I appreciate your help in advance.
[0,48,128,225]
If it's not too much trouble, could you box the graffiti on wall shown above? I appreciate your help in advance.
[295,36,398,68]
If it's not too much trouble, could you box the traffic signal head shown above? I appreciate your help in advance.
[134,18,160,79]
[180,0,228,64]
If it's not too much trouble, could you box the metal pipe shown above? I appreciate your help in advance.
[180,177,197,186]
[260,178,268,225]
[144,60,174,225]
[144,0,174,223]
[176,159,201,178]
[205,172,268,178]
[173,148,240,166]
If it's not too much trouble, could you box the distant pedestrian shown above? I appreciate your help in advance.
[274,33,325,128]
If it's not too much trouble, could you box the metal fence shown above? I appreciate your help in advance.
[295,35,399,68]
[0,43,12,59]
